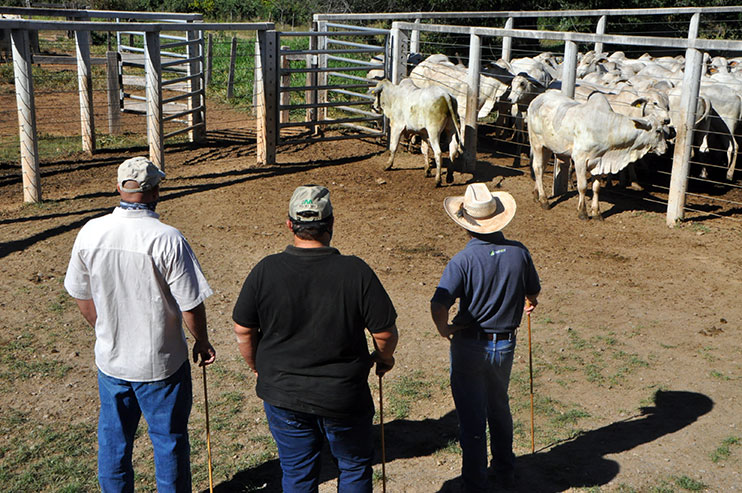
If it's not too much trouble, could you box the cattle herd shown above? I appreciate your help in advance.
[369,49,742,220]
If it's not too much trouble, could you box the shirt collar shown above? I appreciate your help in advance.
[284,244,339,256]
[113,207,160,219]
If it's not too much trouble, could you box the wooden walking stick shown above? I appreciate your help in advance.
[378,374,387,493]
[528,312,535,454]
[203,365,214,493]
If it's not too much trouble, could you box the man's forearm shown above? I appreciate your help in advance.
[75,298,97,328]
[182,302,209,342]
[234,323,259,374]
[430,301,453,338]
[371,324,398,361]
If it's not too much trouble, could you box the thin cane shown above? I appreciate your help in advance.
[378,374,387,493]
[528,312,535,454]
[202,365,214,493]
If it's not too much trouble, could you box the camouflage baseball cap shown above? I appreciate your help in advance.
[288,185,333,222]
[117,157,165,193]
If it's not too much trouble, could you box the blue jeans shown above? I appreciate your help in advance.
[264,402,374,493]
[450,334,516,493]
[97,361,192,493]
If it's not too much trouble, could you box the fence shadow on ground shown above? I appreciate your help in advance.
[208,410,460,493]
[436,389,713,493]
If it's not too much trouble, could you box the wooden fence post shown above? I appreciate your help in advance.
[106,51,121,135]
[501,17,513,62]
[552,38,579,196]
[595,15,607,55]
[464,30,481,174]
[75,29,95,154]
[317,20,327,121]
[11,28,41,203]
[188,28,205,142]
[227,36,237,99]
[667,13,703,226]
[410,17,421,54]
[145,30,164,170]
[255,29,277,166]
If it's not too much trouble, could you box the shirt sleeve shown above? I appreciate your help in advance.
[360,264,397,333]
[430,255,465,308]
[64,232,92,300]
[166,236,213,312]
[232,263,262,329]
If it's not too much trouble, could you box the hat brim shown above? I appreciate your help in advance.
[443,191,516,233]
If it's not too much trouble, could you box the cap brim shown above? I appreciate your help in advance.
[443,191,516,233]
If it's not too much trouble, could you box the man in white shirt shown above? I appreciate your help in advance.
[65,156,215,493]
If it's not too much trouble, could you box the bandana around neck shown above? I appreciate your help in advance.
[119,200,157,212]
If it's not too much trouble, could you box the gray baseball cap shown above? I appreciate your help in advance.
[288,185,333,222]
[117,157,165,192]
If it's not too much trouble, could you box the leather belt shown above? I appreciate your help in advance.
[459,329,516,342]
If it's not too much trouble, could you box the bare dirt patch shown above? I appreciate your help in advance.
[1,91,742,492]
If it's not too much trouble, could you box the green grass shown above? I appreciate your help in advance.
[0,332,72,382]
[710,436,740,463]
[386,372,432,420]
[673,475,707,491]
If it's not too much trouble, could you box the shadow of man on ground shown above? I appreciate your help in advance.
[437,390,713,492]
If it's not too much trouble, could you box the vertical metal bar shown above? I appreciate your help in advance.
[317,20,328,121]
[205,33,213,88]
[11,28,41,203]
[106,51,121,135]
[76,29,95,154]
[145,30,164,170]
[464,31,481,173]
[187,28,205,142]
[390,24,407,84]
[667,13,703,226]
[227,36,237,100]
[595,15,607,55]
[280,45,290,124]
[306,23,318,134]
[501,17,513,62]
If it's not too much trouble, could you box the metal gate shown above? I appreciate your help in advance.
[276,23,389,145]
[117,20,205,142]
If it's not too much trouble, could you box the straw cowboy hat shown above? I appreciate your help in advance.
[443,183,516,233]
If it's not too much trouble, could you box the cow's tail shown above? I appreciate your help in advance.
[445,93,464,157]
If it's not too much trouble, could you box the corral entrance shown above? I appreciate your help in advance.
[274,24,389,146]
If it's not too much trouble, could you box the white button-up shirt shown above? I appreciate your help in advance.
[65,207,212,382]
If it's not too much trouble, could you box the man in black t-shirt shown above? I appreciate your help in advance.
[233,185,398,493]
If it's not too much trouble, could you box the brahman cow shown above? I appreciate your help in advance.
[371,79,463,187]
[527,90,669,220]
[409,54,509,123]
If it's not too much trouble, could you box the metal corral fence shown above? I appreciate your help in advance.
[314,8,742,226]
[0,8,275,204]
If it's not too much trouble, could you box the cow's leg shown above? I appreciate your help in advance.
[591,177,604,221]
[574,161,589,220]
[385,125,403,171]
[727,133,738,181]
[446,133,459,184]
[531,144,550,209]
[421,140,432,177]
[428,136,444,187]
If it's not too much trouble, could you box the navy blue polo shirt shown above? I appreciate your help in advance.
[431,233,540,332]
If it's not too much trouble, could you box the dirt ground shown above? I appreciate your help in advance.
[1,92,742,493]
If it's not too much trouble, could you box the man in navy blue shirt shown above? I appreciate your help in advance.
[431,183,540,492]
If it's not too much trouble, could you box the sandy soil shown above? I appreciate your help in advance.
[1,92,741,493]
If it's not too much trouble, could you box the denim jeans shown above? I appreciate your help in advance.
[97,361,192,493]
[450,334,516,493]
[264,402,374,493]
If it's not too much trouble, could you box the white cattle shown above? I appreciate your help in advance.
[409,54,509,122]
[527,90,669,220]
[695,78,742,180]
[371,79,463,187]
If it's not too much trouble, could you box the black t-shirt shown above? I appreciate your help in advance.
[232,245,397,418]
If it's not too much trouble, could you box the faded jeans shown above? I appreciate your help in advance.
[264,402,374,493]
[97,361,192,493]
[450,334,516,493]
